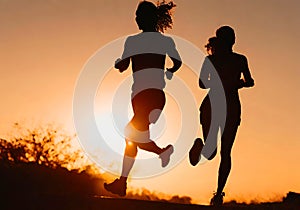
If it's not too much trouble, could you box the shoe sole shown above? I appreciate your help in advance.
[189,138,204,166]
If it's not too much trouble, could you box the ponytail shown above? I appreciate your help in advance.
[156,1,176,32]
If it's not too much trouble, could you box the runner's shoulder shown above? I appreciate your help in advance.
[232,52,247,61]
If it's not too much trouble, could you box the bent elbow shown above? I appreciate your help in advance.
[244,78,255,88]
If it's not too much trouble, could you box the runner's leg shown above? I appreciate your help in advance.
[120,138,138,180]
[216,123,238,194]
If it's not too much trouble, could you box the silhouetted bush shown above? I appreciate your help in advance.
[0,124,83,168]
[0,124,104,198]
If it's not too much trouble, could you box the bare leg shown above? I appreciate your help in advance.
[120,140,138,181]
[216,124,238,194]
[104,139,137,196]
[105,90,168,196]
[199,97,218,161]
[201,118,218,161]
[127,117,164,154]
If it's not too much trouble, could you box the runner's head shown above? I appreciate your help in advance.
[205,36,218,55]
[216,26,235,50]
[135,1,176,33]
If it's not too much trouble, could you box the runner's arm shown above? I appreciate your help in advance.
[115,38,131,72]
[241,55,254,88]
[199,57,211,89]
[166,37,182,73]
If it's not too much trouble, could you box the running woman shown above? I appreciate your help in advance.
[189,26,254,205]
[104,1,181,196]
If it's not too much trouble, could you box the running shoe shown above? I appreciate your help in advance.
[159,144,174,167]
[104,178,127,197]
[189,138,204,166]
[210,192,225,206]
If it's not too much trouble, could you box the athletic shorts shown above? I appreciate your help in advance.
[131,89,166,124]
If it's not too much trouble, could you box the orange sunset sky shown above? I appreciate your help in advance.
[0,0,299,204]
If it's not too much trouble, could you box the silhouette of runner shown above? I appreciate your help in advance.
[104,1,181,196]
[189,26,254,205]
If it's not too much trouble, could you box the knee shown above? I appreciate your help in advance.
[131,116,149,131]
[125,141,137,157]
[124,123,150,144]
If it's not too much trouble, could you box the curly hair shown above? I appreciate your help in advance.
[156,1,176,32]
[136,1,176,33]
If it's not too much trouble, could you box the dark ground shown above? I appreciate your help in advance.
[1,136,299,210]
[1,195,299,210]
[0,162,299,210]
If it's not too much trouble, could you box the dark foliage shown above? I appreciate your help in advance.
[0,125,103,198]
